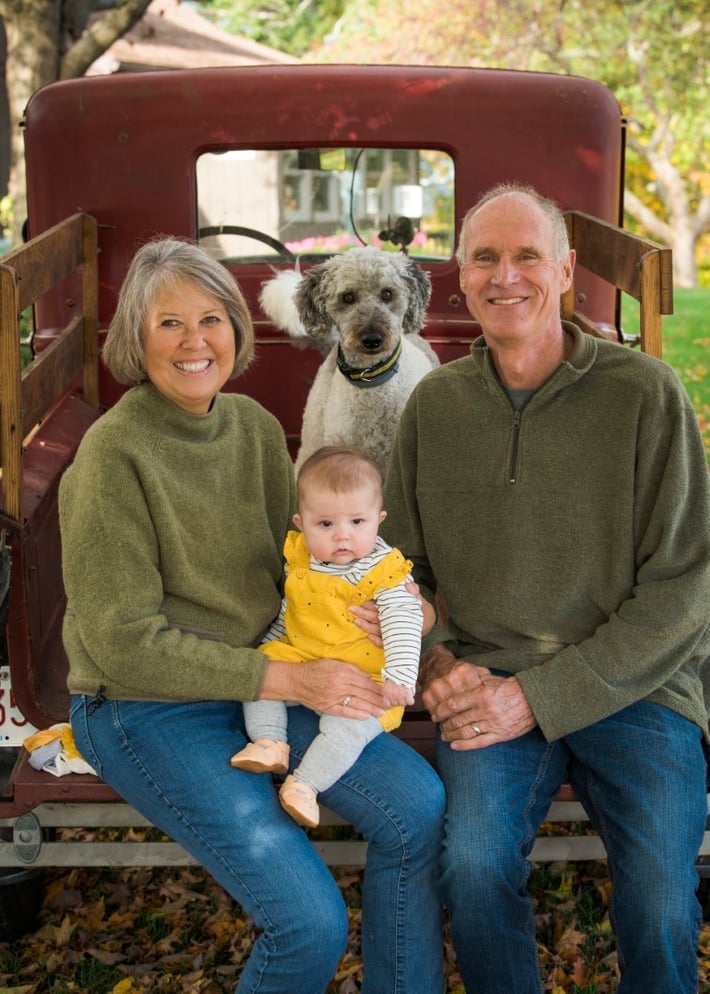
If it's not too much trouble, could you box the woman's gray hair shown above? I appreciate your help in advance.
[102,238,255,385]
[456,183,570,265]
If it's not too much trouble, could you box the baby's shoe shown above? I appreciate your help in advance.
[279,775,320,828]
[230,739,290,774]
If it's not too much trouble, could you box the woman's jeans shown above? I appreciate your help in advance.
[71,696,445,994]
[436,700,707,994]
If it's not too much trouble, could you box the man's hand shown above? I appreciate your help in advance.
[422,661,537,749]
[418,643,462,689]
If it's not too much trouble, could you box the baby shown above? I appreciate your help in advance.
[230,444,422,826]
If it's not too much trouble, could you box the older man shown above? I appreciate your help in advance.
[383,182,710,993]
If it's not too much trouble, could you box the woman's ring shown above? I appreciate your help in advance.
[342,696,352,707]
[471,723,482,736]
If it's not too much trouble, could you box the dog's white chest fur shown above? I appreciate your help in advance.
[299,339,437,473]
[259,246,439,475]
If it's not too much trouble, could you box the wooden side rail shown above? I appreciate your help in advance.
[0,213,99,522]
[563,210,673,360]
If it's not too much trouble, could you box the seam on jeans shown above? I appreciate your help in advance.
[344,776,409,993]
[520,739,559,861]
[518,740,562,954]
[330,759,441,994]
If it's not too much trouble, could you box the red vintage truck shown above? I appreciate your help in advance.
[0,63,693,936]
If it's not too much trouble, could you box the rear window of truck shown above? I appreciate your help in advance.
[196,146,455,264]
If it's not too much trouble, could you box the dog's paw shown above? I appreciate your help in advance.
[259,269,306,337]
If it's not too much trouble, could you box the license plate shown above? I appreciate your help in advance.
[0,667,38,747]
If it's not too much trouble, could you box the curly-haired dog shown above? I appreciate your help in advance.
[260,247,439,474]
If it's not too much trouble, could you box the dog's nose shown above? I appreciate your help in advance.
[361,333,384,352]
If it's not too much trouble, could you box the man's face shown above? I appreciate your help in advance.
[458,193,575,348]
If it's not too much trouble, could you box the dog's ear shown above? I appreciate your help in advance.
[400,256,432,334]
[295,263,335,339]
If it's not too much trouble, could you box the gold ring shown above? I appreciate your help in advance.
[471,723,482,736]
[342,696,352,707]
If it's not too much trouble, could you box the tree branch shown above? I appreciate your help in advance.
[59,0,153,79]
[623,188,674,245]
[694,195,710,239]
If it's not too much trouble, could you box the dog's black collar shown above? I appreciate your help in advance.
[336,339,402,388]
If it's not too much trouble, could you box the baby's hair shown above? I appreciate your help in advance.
[297,445,383,507]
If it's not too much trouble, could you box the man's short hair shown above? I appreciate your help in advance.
[456,182,570,265]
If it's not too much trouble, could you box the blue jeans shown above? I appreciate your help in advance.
[436,700,707,994]
[71,696,445,994]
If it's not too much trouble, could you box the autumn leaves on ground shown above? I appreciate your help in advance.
[2,847,710,994]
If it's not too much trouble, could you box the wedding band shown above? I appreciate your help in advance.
[342,696,352,707]
[471,723,482,736]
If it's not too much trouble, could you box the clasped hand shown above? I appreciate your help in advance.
[421,646,536,749]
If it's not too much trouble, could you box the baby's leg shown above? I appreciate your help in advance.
[230,700,290,773]
[280,716,383,826]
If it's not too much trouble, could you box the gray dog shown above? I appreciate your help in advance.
[260,246,439,474]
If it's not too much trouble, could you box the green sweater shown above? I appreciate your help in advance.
[60,383,296,703]
[383,323,710,741]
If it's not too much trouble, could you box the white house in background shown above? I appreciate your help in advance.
[87,0,296,75]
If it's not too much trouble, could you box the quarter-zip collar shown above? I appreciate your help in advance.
[470,322,597,483]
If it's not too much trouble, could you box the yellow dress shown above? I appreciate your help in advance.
[259,531,414,731]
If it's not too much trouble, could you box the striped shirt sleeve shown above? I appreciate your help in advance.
[374,581,422,690]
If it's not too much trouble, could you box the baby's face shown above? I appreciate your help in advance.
[294,483,386,565]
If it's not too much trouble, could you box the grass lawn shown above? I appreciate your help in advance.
[622,287,710,462]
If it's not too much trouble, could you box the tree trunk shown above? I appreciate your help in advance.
[1,0,61,243]
[624,150,702,289]
[670,226,699,290]
[0,0,152,245]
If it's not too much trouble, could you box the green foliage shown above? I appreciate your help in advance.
[0,196,12,240]
[310,0,710,285]
[623,288,710,462]
[20,307,34,369]
[198,0,344,57]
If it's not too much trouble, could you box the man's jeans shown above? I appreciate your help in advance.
[436,700,706,994]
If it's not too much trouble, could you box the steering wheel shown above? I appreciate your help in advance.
[198,225,296,263]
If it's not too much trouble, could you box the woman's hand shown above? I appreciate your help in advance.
[260,658,387,720]
[348,599,382,645]
[349,583,435,647]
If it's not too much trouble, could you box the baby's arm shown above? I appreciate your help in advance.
[375,580,423,707]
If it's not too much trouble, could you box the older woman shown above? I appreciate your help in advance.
[61,239,445,994]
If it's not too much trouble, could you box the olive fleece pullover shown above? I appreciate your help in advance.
[383,323,710,742]
[60,383,296,704]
